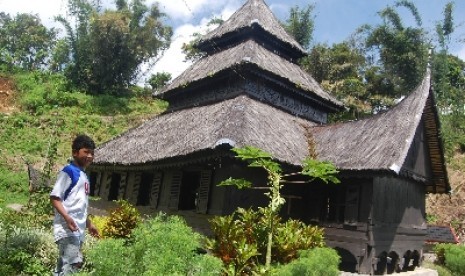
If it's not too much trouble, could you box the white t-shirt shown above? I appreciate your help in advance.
[50,163,90,242]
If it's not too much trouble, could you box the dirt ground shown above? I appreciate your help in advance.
[0,76,17,114]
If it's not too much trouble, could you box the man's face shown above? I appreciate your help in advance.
[73,147,94,168]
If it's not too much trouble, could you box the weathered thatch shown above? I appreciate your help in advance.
[313,69,449,192]
[197,0,306,58]
[94,95,315,166]
[158,40,342,109]
[97,68,448,191]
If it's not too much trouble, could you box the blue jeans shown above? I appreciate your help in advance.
[54,236,83,276]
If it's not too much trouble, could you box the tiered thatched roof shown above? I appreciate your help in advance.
[196,0,306,58]
[94,95,315,166]
[95,69,449,192]
[158,40,342,109]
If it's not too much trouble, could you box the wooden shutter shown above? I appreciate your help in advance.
[118,172,127,199]
[196,170,212,214]
[94,172,102,196]
[130,172,142,204]
[150,172,163,209]
[344,185,360,224]
[169,171,183,210]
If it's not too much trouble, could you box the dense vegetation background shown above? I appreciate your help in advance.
[0,0,464,259]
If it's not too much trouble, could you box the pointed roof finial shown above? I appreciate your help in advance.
[197,0,306,59]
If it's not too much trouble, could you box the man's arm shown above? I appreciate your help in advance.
[50,195,78,232]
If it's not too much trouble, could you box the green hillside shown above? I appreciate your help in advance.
[0,71,167,207]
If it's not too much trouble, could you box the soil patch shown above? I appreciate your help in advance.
[0,76,18,113]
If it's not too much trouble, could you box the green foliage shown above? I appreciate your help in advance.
[365,2,428,98]
[207,208,326,274]
[301,159,341,184]
[220,146,338,271]
[181,17,223,62]
[0,12,56,71]
[207,209,261,274]
[273,220,325,263]
[88,214,108,236]
[57,0,172,94]
[283,4,315,49]
[301,41,371,120]
[435,243,465,276]
[0,218,57,276]
[102,200,141,239]
[148,71,171,91]
[271,247,340,276]
[85,213,223,275]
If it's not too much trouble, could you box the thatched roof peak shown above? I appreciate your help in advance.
[313,68,449,193]
[196,0,306,59]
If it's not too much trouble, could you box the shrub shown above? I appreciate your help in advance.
[435,243,465,275]
[88,214,108,237]
[207,208,326,273]
[0,225,57,276]
[131,214,223,275]
[85,213,223,275]
[102,200,141,239]
[272,247,340,276]
[273,219,325,263]
[85,238,134,275]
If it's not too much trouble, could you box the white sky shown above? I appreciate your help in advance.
[1,0,464,82]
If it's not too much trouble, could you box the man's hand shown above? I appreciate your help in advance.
[87,221,100,238]
[64,215,79,232]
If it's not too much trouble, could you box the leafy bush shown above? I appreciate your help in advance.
[102,200,141,239]
[85,213,223,275]
[0,225,57,276]
[88,214,108,236]
[435,243,465,275]
[207,208,325,273]
[272,247,340,276]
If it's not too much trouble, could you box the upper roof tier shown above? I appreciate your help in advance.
[196,0,307,60]
[157,40,342,110]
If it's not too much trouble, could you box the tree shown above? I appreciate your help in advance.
[56,0,172,94]
[148,72,171,91]
[0,12,56,71]
[301,42,370,120]
[283,4,315,50]
[365,1,428,98]
[219,146,339,271]
[180,17,224,63]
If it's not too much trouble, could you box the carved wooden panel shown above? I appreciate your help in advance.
[169,171,183,210]
[150,172,163,209]
[197,170,212,214]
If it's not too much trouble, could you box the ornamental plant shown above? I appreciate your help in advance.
[102,199,141,239]
[207,207,326,275]
[219,146,339,271]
